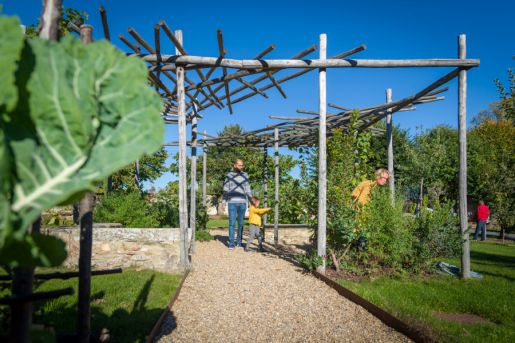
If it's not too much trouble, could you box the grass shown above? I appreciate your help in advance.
[207,217,230,228]
[338,241,515,342]
[1,268,182,342]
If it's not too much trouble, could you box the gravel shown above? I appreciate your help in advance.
[155,229,411,343]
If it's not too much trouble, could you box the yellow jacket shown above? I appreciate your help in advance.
[351,180,377,206]
[248,206,271,226]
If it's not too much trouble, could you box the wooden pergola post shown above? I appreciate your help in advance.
[386,88,395,202]
[458,34,470,279]
[317,33,327,273]
[77,24,94,343]
[274,128,279,246]
[262,146,268,241]
[202,130,207,208]
[176,29,189,269]
[190,106,198,255]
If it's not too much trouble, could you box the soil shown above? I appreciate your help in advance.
[433,311,492,325]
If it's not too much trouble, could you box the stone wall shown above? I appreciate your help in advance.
[44,227,182,272]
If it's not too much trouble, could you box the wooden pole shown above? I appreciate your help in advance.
[317,33,327,274]
[274,128,280,247]
[176,29,189,269]
[458,34,470,279]
[39,0,61,40]
[386,88,395,203]
[77,24,94,343]
[262,146,268,241]
[190,106,198,255]
[202,130,207,208]
[140,54,480,69]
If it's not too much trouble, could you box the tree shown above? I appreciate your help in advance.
[110,147,169,193]
[469,120,514,235]
[405,126,459,203]
[25,7,88,38]
[369,123,413,188]
[468,68,515,236]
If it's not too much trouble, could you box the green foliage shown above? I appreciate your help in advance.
[95,192,160,228]
[295,249,323,271]
[0,15,163,267]
[111,147,169,193]
[412,200,461,271]
[196,229,213,242]
[468,119,514,232]
[406,126,459,202]
[25,7,88,38]
[41,208,73,227]
[359,188,413,271]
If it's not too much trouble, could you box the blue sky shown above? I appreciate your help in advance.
[2,0,514,188]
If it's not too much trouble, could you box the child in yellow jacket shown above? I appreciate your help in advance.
[245,196,271,252]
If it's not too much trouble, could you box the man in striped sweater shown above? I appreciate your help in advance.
[222,159,253,249]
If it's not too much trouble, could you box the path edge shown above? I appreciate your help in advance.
[146,269,191,343]
[312,270,434,343]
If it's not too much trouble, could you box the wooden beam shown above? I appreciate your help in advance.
[317,33,327,274]
[386,88,395,203]
[202,130,207,208]
[458,34,470,279]
[139,54,480,69]
[176,30,189,269]
[39,0,61,40]
[190,106,198,255]
[77,24,94,343]
[274,128,280,247]
[99,5,110,41]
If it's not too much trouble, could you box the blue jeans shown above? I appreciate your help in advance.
[474,220,487,241]
[228,202,246,248]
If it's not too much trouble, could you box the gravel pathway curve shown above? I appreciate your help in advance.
[155,229,410,343]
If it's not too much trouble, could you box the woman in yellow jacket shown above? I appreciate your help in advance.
[245,196,271,252]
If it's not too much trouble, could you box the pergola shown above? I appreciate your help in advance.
[84,7,479,277]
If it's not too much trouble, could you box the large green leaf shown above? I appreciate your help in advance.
[0,16,24,250]
[0,19,164,266]
[0,16,24,111]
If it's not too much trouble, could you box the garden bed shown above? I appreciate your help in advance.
[335,241,515,342]
[0,268,182,342]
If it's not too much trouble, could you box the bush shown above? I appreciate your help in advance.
[412,199,461,271]
[196,229,213,242]
[295,249,323,270]
[358,188,414,272]
[95,192,160,228]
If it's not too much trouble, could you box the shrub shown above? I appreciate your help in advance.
[358,187,414,271]
[295,249,323,270]
[95,192,160,228]
[412,199,461,271]
[196,229,213,242]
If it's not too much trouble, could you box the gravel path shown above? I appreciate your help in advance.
[155,229,410,343]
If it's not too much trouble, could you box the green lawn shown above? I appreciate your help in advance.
[1,269,182,342]
[338,241,515,342]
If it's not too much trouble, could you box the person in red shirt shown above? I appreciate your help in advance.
[473,200,490,241]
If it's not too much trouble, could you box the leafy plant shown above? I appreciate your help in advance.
[94,192,160,228]
[0,15,163,267]
[196,229,213,242]
[295,249,323,271]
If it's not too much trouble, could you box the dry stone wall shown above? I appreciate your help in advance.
[43,227,181,272]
